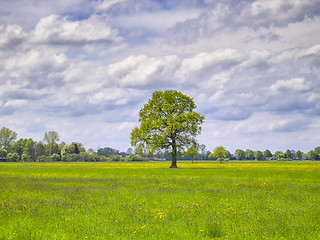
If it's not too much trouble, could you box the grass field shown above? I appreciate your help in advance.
[0,161,319,239]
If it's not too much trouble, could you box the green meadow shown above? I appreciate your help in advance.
[0,162,319,239]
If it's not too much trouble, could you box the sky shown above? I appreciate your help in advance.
[1,0,320,153]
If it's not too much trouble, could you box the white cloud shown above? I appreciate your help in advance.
[0,24,26,48]
[234,112,310,134]
[4,99,28,108]
[106,55,180,87]
[113,8,201,33]
[94,0,129,12]
[299,43,320,58]
[240,0,319,27]
[180,49,242,73]
[269,78,311,93]
[32,14,120,45]
[89,88,145,106]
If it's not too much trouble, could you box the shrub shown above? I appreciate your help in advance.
[7,153,20,162]
[0,148,7,158]
[277,157,292,161]
[51,154,61,162]
[128,153,145,161]
[35,155,51,162]
[21,153,31,162]
[110,155,120,162]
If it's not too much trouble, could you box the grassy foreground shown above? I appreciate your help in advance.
[0,162,319,239]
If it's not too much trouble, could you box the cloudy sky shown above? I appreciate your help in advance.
[1,0,320,153]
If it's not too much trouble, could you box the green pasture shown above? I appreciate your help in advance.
[0,162,319,239]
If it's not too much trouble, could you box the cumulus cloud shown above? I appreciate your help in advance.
[32,14,121,45]
[0,24,26,48]
[269,78,311,93]
[106,55,180,87]
[241,0,319,27]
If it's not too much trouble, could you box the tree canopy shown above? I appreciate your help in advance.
[0,127,17,151]
[184,147,199,163]
[235,149,245,160]
[212,146,229,163]
[131,90,204,168]
[43,131,60,156]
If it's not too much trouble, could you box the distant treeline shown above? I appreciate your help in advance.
[0,127,147,162]
[0,127,319,162]
[152,146,320,161]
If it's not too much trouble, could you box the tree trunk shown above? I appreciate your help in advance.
[170,138,178,168]
[170,152,178,168]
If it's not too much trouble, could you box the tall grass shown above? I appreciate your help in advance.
[0,162,319,239]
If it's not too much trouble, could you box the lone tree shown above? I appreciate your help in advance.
[184,147,199,163]
[212,146,228,163]
[131,90,204,168]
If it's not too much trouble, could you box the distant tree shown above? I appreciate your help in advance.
[204,150,212,160]
[274,151,283,160]
[11,138,28,156]
[314,147,320,160]
[184,147,199,163]
[68,154,81,162]
[126,148,134,155]
[285,149,293,159]
[212,146,228,163]
[226,150,232,160]
[24,139,36,161]
[307,150,316,160]
[235,149,245,160]
[58,142,67,154]
[263,149,272,160]
[245,149,254,160]
[78,152,94,162]
[295,150,303,160]
[199,144,206,155]
[97,147,119,157]
[50,154,60,162]
[70,142,81,154]
[0,127,17,151]
[199,144,207,160]
[110,155,120,162]
[43,131,60,156]
[61,145,70,161]
[128,153,145,162]
[131,90,204,168]
[35,141,46,158]
[87,148,97,154]
[21,153,31,162]
[7,152,19,162]
[254,151,263,160]
[0,148,7,160]
[302,152,308,160]
[86,152,97,162]
[44,131,59,145]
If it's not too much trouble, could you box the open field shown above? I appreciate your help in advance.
[0,162,319,239]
